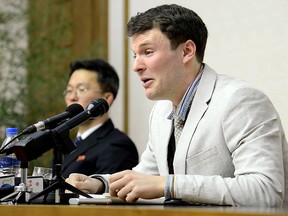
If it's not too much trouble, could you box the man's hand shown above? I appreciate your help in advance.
[65,173,104,194]
[109,170,165,203]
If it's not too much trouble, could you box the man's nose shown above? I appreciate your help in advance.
[132,56,146,73]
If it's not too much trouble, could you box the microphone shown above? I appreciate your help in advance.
[11,99,109,161]
[54,98,109,135]
[21,103,84,135]
[0,103,84,155]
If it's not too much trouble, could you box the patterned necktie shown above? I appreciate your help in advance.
[73,136,82,146]
[174,116,184,144]
[174,99,193,144]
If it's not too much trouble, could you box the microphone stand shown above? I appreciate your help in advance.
[0,161,32,204]
[27,131,92,204]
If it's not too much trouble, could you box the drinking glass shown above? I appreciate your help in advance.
[32,166,53,180]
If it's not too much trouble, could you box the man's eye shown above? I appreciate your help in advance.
[145,50,153,55]
[78,87,87,92]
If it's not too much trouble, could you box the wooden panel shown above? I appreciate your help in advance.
[71,0,93,56]
[71,0,108,59]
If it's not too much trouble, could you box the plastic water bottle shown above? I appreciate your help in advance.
[0,128,21,177]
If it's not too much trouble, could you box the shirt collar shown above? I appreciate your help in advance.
[168,64,204,121]
[77,122,104,140]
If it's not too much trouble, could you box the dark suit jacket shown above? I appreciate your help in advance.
[61,119,138,178]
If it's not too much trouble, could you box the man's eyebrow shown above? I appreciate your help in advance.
[132,42,153,52]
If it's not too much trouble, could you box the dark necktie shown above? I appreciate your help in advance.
[73,136,82,146]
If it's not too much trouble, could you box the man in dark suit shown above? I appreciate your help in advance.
[61,58,138,178]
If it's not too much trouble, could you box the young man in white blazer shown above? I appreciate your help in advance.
[65,4,288,207]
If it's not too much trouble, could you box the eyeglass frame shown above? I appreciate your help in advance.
[63,85,103,97]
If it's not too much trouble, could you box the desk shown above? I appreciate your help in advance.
[1,204,288,216]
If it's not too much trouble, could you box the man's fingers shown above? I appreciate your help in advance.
[109,170,129,183]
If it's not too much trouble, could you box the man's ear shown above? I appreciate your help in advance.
[182,40,196,64]
[102,92,114,106]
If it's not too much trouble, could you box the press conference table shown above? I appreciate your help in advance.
[1,204,288,216]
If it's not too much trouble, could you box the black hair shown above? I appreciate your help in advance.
[69,58,119,99]
[127,4,208,63]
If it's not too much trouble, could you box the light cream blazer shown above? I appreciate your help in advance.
[134,64,288,207]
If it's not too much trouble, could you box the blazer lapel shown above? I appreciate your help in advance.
[62,119,114,169]
[173,66,217,174]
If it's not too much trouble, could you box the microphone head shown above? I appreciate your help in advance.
[66,103,84,117]
[87,98,109,118]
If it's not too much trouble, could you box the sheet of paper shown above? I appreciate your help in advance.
[69,193,165,205]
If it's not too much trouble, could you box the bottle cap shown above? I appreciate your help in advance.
[6,128,18,136]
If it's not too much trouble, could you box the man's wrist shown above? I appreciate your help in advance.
[94,178,105,194]
[89,174,110,193]
[164,174,174,199]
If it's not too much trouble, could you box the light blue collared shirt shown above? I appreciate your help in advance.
[168,64,204,122]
